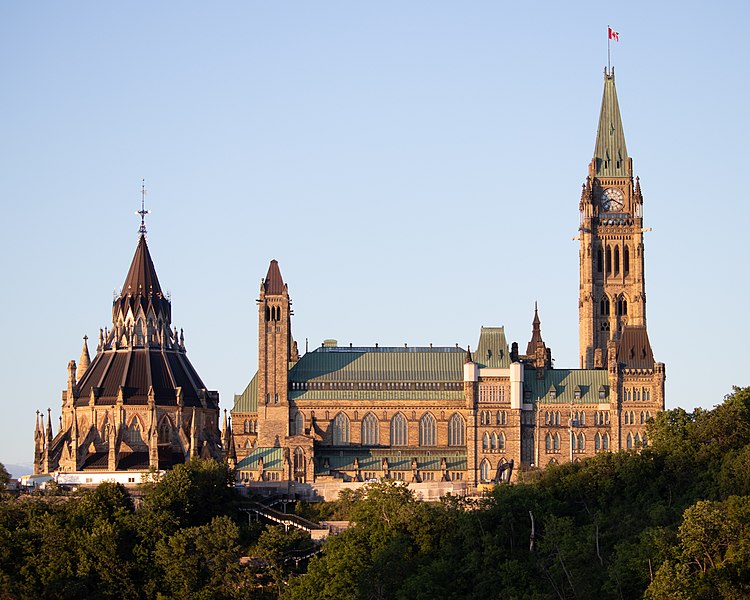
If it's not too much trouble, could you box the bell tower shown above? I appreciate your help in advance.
[579,69,647,369]
[257,259,294,447]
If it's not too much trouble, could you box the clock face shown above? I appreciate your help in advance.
[601,187,625,212]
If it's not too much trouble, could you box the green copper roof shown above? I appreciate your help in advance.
[473,327,510,368]
[314,448,467,474]
[236,446,284,471]
[593,70,629,177]
[525,369,609,405]
[289,346,465,382]
[233,372,258,413]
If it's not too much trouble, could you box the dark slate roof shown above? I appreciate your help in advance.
[264,260,285,294]
[594,70,629,177]
[617,326,655,369]
[122,234,163,296]
[74,347,214,408]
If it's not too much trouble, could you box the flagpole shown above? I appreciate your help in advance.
[607,25,611,73]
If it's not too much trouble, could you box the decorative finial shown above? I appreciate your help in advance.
[137,178,150,237]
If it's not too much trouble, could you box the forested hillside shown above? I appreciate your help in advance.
[2,387,750,599]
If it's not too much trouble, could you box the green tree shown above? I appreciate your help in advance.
[0,462,10,489]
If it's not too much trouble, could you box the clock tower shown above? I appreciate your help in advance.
[579,68,648,369]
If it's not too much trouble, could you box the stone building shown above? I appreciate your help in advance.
[231,68,666,496]
[34,225,230,482]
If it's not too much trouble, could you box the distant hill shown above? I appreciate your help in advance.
[3,463,33,479]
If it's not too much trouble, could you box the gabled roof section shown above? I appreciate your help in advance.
[526,369,609,405]
[593,70,629,177]
[264,260,285,294]
[474,327,510,368]
[617,326,655,369]
[525,304,544,356]
[233,372,258,413]
[122,234,163,296]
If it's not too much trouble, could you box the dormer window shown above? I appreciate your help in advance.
[574,386,582,401]
[598,385,607,400]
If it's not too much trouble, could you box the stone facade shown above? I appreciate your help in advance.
[231,68,666,494]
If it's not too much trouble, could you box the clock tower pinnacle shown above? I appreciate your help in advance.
[579,68,647,369]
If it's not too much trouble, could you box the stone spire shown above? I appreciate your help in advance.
[78,336,91,377]
[46,408,53,441]
[593,69,629,177]
[263,259,285,294]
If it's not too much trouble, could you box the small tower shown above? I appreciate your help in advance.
[522,303,552,377]
[256,260,294,447]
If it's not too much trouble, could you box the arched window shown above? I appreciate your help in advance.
[642,432,648,447]
[448,413,465,446]
[624,246,630,276]
[498,432,505,451]
[640,411,645,425]
[605,246,612,275]
[634,433,641,448]
[603,433,610,450]
[480,459,491,482]
[419,413,436,447]
[495,411,502,425]
[545,411,551,425]
[597,247,603,272]
[554,433,561,451]
[545,432,552,452]
[361,413,379,446]
[614,245,620,276]
[244,419,250,434]
[293,412,304,436]
[158,418,171,444]
[293,447,305,473]
[390,413,408,446]
[482,432,490,451]
[617,295,628,316]
[595,432,601,451]
[490,432,498,451]
[578,432,585,451]
[332,412,350,445]
[624,412,630,425]
[127,418,142,445]
[626,432,633,450]
[646,411,651,421]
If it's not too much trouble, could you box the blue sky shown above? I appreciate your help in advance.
[1,2,748,468]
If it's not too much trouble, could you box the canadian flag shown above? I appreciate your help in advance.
[608,27,619,41]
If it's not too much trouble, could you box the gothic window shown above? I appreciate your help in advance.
[626,432,633,450]
[480,459,491,482]
[642,432,648,447]
[617,295,628,316]
[545,411,551,425]
[640,411,645,425]
[265,307,270,321]
[597,247,603,273]
[244,419,250,433]
[578,432,585,451]
[606,246,612,275]
[332,412,350,445]
[158,418,171,444]
[419,413,436,447]
[580,411,585,425]
[624,245,630,276]
[554,433,561,451]
[555,411,561,426]
[634,433,641,448]
[600,297,610,316]
[603,433,610,450]
[361,413,379,446]
[294,447,305,473]
[498,432,505,451]
[646,411,651,421]
[448,413,465,446]
[490,432,498,451]
[127,418,142,445]
[614,245,620,276]
[482,432,490,451]
[294,412,304,436]
[545,433,552,452]
[495,411,502,425]
[595,432,601,451]
[390,413,408,446]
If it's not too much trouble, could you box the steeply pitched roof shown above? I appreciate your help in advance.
[525,304,544,356]
[233,372,258,413]
[264,260,285,294]
[617,326,655,369]
[473,327,510,368]
[122,234,163,296]
[525,369,609,405]
[593,70,629,177]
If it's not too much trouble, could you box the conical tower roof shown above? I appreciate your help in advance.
[122,234,163,296]
[593,70,629,177]
[264,259,285,294]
